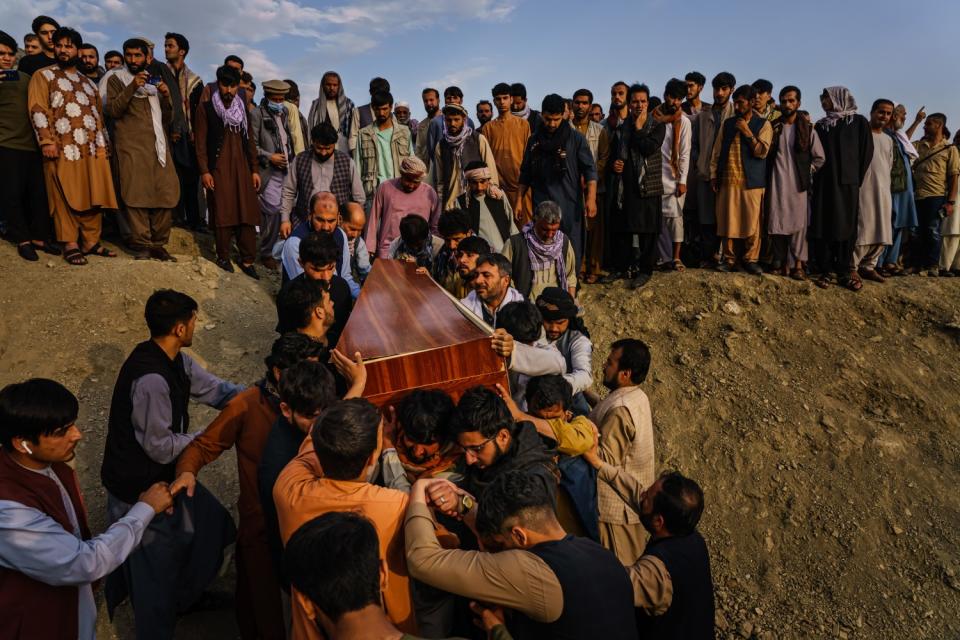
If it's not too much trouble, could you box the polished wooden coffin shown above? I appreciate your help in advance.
[336,259,509,407]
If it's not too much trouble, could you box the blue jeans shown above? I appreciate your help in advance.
[914,196,945,267]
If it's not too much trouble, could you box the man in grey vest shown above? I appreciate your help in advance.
[433,103,500,210]
[354,90,413,208]
[279,121,364,239]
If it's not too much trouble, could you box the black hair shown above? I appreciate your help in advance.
[311,399,381,479]
[369,77,390,93]
[475,470,555,539]
[0,379,79,449]
[653,471,705,535]
[300,232,340,268]
[456,235,490,256]
[611,80,629,93]
[928,112,948,127]
[284,79,300,101]
[477,99,493,109]
[524,374,572,413]
[463,160,488,173]
[497,301,542,344]
[492,82,512,97]
[283,512,382,622]
[224,54,244,68]
[276,276,330,332]
[779,85,801,101]
[79,43,98,56]
[144,289,197,337]
[279,359,336,417]
[371,90,393,108]
[104,49,122,61]
[264,333,328,382]
[751,78,774,95]
[540,93,565,116]
[311,121,338,144]
[399,214,429,245]
[437,209,472,237]
[476,252,512,278]
[398,389,455,445]
[32,16,60,35]
[573,88,593,103]
[0,31,17,52]
[610,338,651,384]
[422,87,440,99]
[664,78,687,101]
[165,32,189,55]
[52,27,83,48]
[24,34,38,43]
[444,85,464,99]
[241,71,253,83]
[122,38,148,56]
[685,71,706,87]
[732,84,757,102]
[649,96,662,110]
[509,82,527,99]
[628,83,650,100]
[712,72,737,89]
[871,98,895,113]
[451,386,513,439]
[216,65,241,87]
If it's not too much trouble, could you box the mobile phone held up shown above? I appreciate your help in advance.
[147,75,162,86]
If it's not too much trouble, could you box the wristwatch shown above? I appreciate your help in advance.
[459,494,475,515]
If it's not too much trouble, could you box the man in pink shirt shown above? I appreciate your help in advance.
[365,155,442,258]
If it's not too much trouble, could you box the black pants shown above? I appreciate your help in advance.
[811,238,853,277]
[912,196,945,268]
[0,146,50,243]
[609,230,657,275]
[174,158,201,227]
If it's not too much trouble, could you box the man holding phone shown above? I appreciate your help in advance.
[0,30,56,262]
[104,38,180,261]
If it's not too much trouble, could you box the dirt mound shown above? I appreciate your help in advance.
[0,228,958,639]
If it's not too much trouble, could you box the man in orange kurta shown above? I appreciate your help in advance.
[172,334,327,640]
[27,28,118,262]
[482,83,532,223]
[273,399,416,639]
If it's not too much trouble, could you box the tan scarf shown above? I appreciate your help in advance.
[652,105,683,180]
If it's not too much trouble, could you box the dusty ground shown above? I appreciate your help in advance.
[1,227,958,639]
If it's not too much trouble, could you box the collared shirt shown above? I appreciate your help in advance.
[281,226,360,298]
[913,138,960,200]
[0,463,154,640]
[460,286,525,327]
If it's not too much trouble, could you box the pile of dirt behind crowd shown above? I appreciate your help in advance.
[0,228,957,639]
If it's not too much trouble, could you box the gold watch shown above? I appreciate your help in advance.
[459,494,475,515]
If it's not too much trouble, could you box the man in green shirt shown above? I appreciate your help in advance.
[0,30,56,261]
[354,89,413,207]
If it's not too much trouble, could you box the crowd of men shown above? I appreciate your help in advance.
[0,11,958,640]
[4,17,960,287]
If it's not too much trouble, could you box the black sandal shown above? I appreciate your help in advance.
[63,248,88,266]
[83,242,116,258]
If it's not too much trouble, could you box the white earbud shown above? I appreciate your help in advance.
[22,442,33,455]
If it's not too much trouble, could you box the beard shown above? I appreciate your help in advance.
[314,150,333,163]
[126,62,145,74]
[79,61,96,74]
[781,107,796,119]
[220,92,234,106]
[661,103,678,115]
[57,54,79,69]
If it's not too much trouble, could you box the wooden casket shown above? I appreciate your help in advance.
[336,259,509,407]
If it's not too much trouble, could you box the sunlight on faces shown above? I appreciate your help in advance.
[780,90,800,118]
[422,91,439,112]
[373,102,392,125]
[663,94,683,112]
[456,249,480,276]
[870,103,894,130]
[629,90,649,118]
[322,74,340,100]
[24,38,41,56]
[590,105,604,122]
[542,317,569,341]
[472,262,509,302]
[22,423,83,464]
[309,205,339,234]
[751,91,771,112]
[443,231,469,251]
[733,95,752,117]
[37,23,57,51]
[468,176,490,197]
[456,428,509,469]
[54,38,78,66]
[164,38,183,63]
[533,217,560,244]
[394,105,410,123]
[601,346,631,390]
[124,48,146,74]
[573,96,591,120]
[611,84,627,110]
[444,112,465,136]
[511,95,526,112]
[713,85,733,105]
[493,93,512,114]
[686,80,703,101]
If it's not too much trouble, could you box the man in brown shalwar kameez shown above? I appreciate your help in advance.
[28,27,118,266]
[105,38,180,261]
[195,64,262,279]
[482,82,532,223]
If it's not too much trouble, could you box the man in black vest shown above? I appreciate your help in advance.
[433,103,499,210]
[101,289,241,640]
[457,160,517,251]
[405,469,638,640]
[583,445,716,640]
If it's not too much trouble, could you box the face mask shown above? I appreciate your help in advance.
[267,101,284,114]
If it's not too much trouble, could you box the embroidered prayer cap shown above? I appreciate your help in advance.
[135,36,155,48]
[441,103,468,117]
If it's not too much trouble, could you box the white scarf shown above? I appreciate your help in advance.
[114,67,167,167]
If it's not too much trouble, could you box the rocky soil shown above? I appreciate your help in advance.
[0,227,957,639]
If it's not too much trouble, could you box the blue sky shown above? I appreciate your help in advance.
[4,0,959,130]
